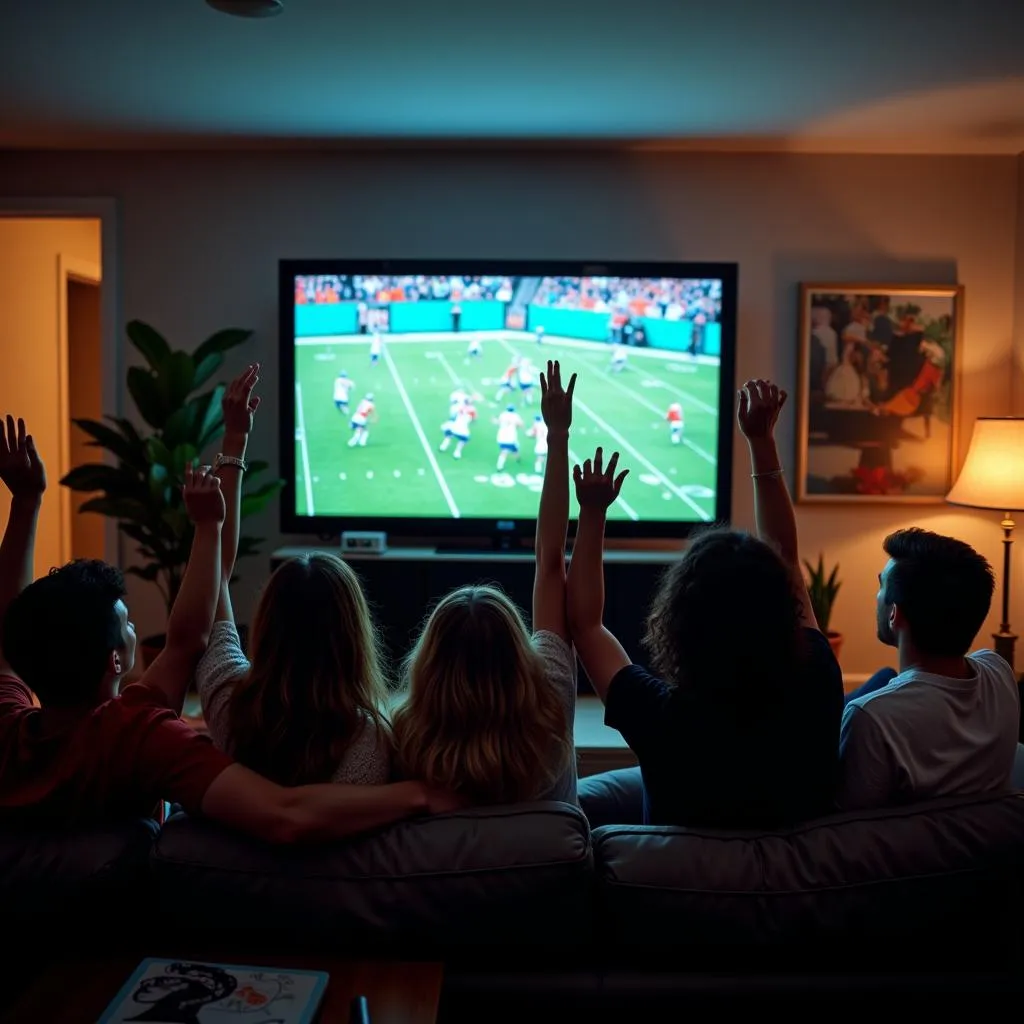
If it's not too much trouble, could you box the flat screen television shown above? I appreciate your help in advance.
[279,259,737,545]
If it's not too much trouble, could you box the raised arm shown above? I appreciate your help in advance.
[566,447,631,700]
[0,417,46,670]
[532,360,575,640]
[136,466,224,711]
[213,364,260,624]
[736,379,817,628]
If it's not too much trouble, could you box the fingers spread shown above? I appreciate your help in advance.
[613,469,629,495]
[566,373,577,401]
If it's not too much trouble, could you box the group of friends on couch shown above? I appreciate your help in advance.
[0,360,1019,844]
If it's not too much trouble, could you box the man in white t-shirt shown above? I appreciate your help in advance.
[838,528,1020,810]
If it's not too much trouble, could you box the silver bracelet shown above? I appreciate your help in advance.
[751,468,784,479]
[214,453,248,473]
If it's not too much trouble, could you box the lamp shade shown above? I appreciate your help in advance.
[946,417,1024,511]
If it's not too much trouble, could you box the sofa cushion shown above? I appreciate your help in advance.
[151,802,593,948]
[0,817,159,918]
[593,791,1024,969]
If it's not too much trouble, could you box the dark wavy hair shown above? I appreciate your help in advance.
[2,559,126,705]
[644,529,802,708]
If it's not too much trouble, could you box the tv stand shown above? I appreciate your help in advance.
[270,545,680,692]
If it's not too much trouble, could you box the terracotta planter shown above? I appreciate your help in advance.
[826,631,844,660]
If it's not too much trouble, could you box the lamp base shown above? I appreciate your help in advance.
[993,629,1017,673]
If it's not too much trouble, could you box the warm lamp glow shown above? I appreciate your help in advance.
[946,418,1024,511]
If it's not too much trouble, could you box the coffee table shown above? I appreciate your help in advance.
[5,952,443,1023]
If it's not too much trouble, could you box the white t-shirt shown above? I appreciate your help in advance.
[528,420,548,454]
[334,377,354,402]
[837,650,1020,809]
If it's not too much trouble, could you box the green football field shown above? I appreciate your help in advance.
[293,331,721,523]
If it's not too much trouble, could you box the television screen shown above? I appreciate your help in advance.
[280,260,737,540]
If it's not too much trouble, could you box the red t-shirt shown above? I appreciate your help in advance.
[0,673,234,826]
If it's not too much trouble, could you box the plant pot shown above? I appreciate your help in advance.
[826,631,844,660]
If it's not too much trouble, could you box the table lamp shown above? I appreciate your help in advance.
[946,417,1024,671]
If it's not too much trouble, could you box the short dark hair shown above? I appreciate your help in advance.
[644,528,801,706]
[882,528,994,657]
[1,560,127,705]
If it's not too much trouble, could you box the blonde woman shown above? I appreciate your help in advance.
[392,361,578,805]
[196,366,390,786]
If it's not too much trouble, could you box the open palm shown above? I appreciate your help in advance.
[0,416,46,499]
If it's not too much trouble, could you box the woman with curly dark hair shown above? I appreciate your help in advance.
[568,380,844,829]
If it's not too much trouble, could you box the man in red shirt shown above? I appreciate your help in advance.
[0,403,457,841]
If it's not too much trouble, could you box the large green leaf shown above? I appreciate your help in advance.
[193,386,226,452]
[192,329,253,368]
[104,415,145,450]
[162,403,201,451]
[127,366,168,429]
[171,444,198,476]
[73,418,147,470]
[145,436,174,470]
[61,462,144,496]
[240,480,283,519]
[246,459,269,478]
[78,495,153,522]
[157,351,196,411]
[192,351,224,390]
[126,320,171,371]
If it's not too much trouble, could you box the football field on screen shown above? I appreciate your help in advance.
[294,332,720,523]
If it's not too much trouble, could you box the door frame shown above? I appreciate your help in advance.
[58,255,103,564]
[0,198,119,564]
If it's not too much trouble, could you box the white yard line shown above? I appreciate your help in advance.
[383,346,460,518]
[637,365,718,417]
[585,361,717,466]
[428,351,463,386]
[574,399,711,521]
[569,445,638,521]
[294,382,315,515]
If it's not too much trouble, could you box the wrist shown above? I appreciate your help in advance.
[192,519,223,535]
[222,433,249,457]
[747,437,781,472]
[11,493,43,511]
[547,430,569,443]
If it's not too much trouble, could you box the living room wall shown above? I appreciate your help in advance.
[0,149,1018,675]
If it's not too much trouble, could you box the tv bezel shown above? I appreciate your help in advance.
[279,258,737,542]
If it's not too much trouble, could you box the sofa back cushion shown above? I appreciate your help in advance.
[152,802,593,949]
[593,791,1024,969]
[0,818,158,920]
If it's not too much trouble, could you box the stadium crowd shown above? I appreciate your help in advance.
[532,277,722,323]
[295,275,515,305]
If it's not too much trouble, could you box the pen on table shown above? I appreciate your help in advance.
[350,995,371,1024]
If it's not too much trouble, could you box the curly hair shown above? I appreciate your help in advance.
[644,529,802,708]
[1,559,127,704]
[392,584,573,805]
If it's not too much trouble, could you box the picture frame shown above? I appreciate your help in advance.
[796,283,964,504]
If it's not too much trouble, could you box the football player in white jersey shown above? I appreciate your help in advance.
[611,345,628,373]
[495,405,524,471]
[517,358,537,405]
[527,414,549,474]
[440,402,477,459]
[369,331,383,365]
[333,371,355,412]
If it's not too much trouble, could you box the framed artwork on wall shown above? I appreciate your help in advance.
[796,283,964,504]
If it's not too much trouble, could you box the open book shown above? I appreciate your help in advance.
[98,958,329,1024]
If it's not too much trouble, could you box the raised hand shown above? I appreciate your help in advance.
[737,378,788,440]
[539,359,577,433]
[222,363,261,437]
[0,416,46,501]
[573,447,628,511]
[182,464,225,525]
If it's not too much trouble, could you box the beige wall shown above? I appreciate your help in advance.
[0,217,101,580]
[0,151,1019,674]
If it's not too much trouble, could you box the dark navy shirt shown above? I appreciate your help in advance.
[604,628,844,829]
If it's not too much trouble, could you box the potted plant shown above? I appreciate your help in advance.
[61,320,282,663]
[804,554,843,658]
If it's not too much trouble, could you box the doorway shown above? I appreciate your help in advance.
[64,268,104,561]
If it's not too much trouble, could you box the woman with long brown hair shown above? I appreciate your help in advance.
[391,361,578,805]
[196,369,390,786]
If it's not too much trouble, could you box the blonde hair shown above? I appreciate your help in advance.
[227,552,389,785]
[392,585,572,805]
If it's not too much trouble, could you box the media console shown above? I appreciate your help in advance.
[270,546,680,695]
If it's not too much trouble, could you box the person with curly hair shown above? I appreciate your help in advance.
[568,380,844,829]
